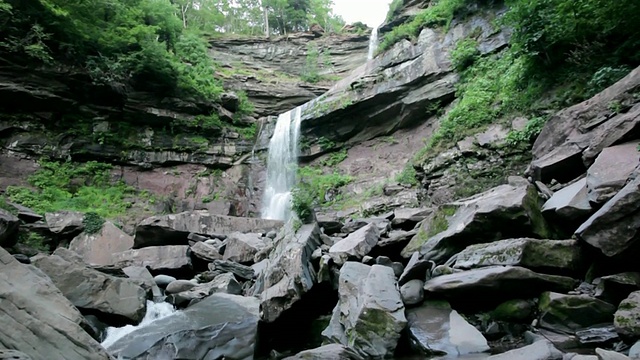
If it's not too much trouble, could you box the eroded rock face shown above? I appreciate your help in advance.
[69,221,134,266]
[404,179,552,262]
[322,263,406,359]
[453,238,583,275]
[111,245,191,273]
[106,293,260,360]
[575,168,640,257]
[405,300,489,356]
[259,221,322,322]
[32,248,147,326]
[134,211,282,248]
[0,247,112,360]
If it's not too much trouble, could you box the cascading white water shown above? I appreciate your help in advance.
[261,106,303,220]
[367,26,379,60]
[101,301,176,349]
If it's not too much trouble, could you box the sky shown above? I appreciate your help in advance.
[332,0,393,28]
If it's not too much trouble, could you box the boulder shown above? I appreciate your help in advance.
[283,344,364,360]
[542,178,592,221]
[400,279,425,306]
[398,252,432,286]
[487,339,563,360]
[7,203,41,223]
[406,300,489,356]
[0,247,112,360]
[424,266,577,303]
[453,238,583,275]
[165,280,197,294]
[322,263,406,359]
[595,348,631,360]
[404,179,552,262]
[69,221,134,265]
[167,273,242,307]
[111,245,191,273]
[106,293,259,360]
[378,229,416,248]
[0,350,32,360]
[134,211,282,248]
[586,141,640,205]
[329,223,380,263]
[122,265,163,301]
[154,274,176,288]
[32,248,147,326]
[492,299,535,322]
[614,290,640,339]
[595,273,640,305]
[45,211,84,235]
[538,292,616,333]
[316,213,344,235]
[576,325,619,347]
[575,168,640,257]
[190,241,222,262]
[209,260,254,280]
[530,66,640,183]
[259,221,322,322]
[391,208,432,228]
[0,209,19,247]
[223,232,267,264]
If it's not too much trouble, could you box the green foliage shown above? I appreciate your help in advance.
[6,159,134,219]
[505,116,547,146]
[317,137,335,150]
[302,43,322,83]
[450,38,479,72]
[586,66,631,97]
[17,230,48,252]
[83,212,105,235]
[320,149,347,167]
[395,164,418,186]
[235,90,255,118]
[385,0,404,22]
[379,0,467,52]
[174,33,224,100]
[291,166,353,218]
[0,195,18,215]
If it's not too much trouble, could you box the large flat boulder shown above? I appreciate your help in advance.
[424,266,577,302]
[322,263,406,359]
[259,221,322,322]
[223,232,267,264]
[542,178,592,221]
[453,238,583,275]
[586,141,640,205]
[538,292,616,333]
[403,178,552,262]
[406,300,489,356]
[575,168,640,257]
[0,209,19,247]
[32,248,147,326]
[329,223,380,263]
[106,293,259,360]
[69,221,134,266]
[134,211,282,248]
[530,66,640,183]
[111,245,191,273]
[0,247,112,360]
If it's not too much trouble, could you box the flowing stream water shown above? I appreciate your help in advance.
[260,105,303,220]
[368,26,379,60]
[100,300,176,349]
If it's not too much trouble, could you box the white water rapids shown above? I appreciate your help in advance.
[101,300,176,349]
[261,106,303,221]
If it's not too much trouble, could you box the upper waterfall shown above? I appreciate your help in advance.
[367,26,379,60]
[261,106,303,221]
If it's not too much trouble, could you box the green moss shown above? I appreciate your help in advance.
[82,212,105,235]
[17,230,48,252]
[0,196,18,215]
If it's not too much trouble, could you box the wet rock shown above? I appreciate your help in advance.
[122,265,163,301]
[167,273,242,307]
[283,344,364,360]
[491,299,535,322]
[106,293,260,360]
[32,248,147,326]
[542,178,592,221]
[223,232,267,264]
[400,279,425,306]
[586,141,640,205]
[424,266,577,303]
[45,211,84,236]
[629,340,640,358]
[595,273,640,306]
[12,254,30,264]
[329,223,380,263]
[112,245,191,273]
[405,179,552,262]
[69,221,134,265]
[154,274,176,288]
[576,325,619,346]
[538,292,616,333]
[134,211,282,248]
[405,300,489,356]
[575,168,640,257]
[0,247,112,360]
[453,238,583,275]
[209,260,254,280]
[322,263,406,359]
[259,221,322,322]
[487,338,563,360]
[0,209,19,247]
[165,280,197,294]
[190,241,222,262]
[614,290,640,339]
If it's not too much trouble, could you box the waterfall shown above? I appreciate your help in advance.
[101,301,176,349]
[367,26,379,60]
[261,106,303,220]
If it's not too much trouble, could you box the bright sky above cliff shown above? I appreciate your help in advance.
[333,0,392,28]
